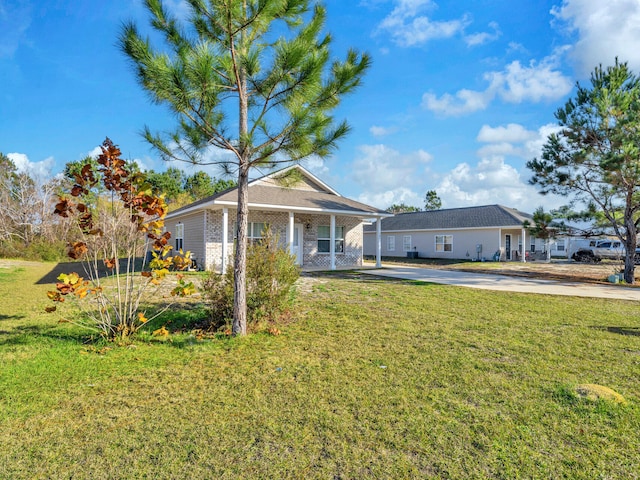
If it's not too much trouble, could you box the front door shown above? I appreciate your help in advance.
[505,234,512,260]
[291,223,304,265]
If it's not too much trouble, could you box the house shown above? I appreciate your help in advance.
[363,204,536,262]
[164,165,391,271]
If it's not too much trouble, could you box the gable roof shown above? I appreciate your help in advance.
[166,164,390,219]
[363,205,533,232]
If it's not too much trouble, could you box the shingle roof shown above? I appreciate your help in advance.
[167,166,389,218]
[215,185,385,214]
[363,205,533,232]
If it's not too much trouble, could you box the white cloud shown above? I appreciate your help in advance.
[352,144,432,191]
[435,157,529,206]
[348,125,567,212]
[302,155,329,177]
[427,122,566,211]
[0,2,32,58]
[434,156,563,211]
[7,153,55,181]
[422,53,573,116]
[131,156,153,172]
[485,54,573,103]
[464,21,501,47]
[477,123,538,143]
[86,146,102,159]
[476,122,561,160]
[552,0,640,77]
[369,125,397,137]
[349,144,433,208]
[476,142,522,159]
[422,88,493,116]
[523,123,563,160]
[358,187,423,210]
[507,42,528,55]
[376,0,470,47]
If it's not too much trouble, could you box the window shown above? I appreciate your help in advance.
[556,239,565,251]
[248,222,267,243]
[317,225,344,253]
[175,223,184,251]
[403,235,412,251]
[435,235,453,252]
[387,236,395,252]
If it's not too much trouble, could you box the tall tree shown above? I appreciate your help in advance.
[0,153,20,244]
[0,153,67,258]
[386,203,420,214]
[146,167,187,203]
[528,60,640,283]
[523,207,566,262]
[184,171,235,200]
[424,190,442,210]
[120,0,370,334]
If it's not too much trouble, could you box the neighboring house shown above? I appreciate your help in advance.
[363,204,535,262]
[164,165,390,272]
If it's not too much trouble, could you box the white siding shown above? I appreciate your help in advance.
[165,211,206,267]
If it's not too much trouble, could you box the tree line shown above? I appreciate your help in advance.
[386,190,442,214]
[0,153,235,261]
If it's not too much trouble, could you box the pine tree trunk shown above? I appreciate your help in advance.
[233,9,249,335]
[623,218,637,284]
[232,165,249,336]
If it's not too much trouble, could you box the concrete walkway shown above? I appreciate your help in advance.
[360,266,640,301]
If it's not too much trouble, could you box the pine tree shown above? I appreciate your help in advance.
[121,0,370,334]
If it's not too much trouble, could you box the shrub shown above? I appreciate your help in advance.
[202,227,300,331]
[45,138,195,341]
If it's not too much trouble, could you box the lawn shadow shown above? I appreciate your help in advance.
[36,258,147,284]
[591,325,640,337]
[0,314,25,321]
[0,323,92,346]
[140,301,210,333]
[305,270,438,286]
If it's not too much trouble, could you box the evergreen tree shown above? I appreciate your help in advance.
[528,60,640,283]
[424,190,442,210]
[185,171,235,200]
[523,207,566,262]
[386,203,420,214]
[146,167,186,203]
[121,0,370,334]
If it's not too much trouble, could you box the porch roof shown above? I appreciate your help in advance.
[166,184,391,219]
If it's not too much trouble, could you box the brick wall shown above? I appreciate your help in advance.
[201,209,363,271]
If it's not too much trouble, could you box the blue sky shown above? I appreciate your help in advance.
[3,0,640,213]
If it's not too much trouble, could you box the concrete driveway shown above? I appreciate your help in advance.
[360,266,640,301]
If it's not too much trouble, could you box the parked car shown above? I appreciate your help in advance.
[571,239,624,262]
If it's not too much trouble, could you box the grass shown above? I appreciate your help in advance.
[1,261,640,478]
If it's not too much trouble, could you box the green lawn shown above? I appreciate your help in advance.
[1,261,639,479]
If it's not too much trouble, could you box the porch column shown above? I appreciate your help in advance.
[221,208,229,273]
[330,214,336,270]
[498,228,502,261]
[288,212,295,254]
[521,227,527,263]
[376,218,382,268]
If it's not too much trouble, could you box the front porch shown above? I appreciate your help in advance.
[498,227,531,263]
[205,208,387,273]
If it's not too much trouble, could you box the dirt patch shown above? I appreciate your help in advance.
[296,273,328,293]
[0,259,44,269]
